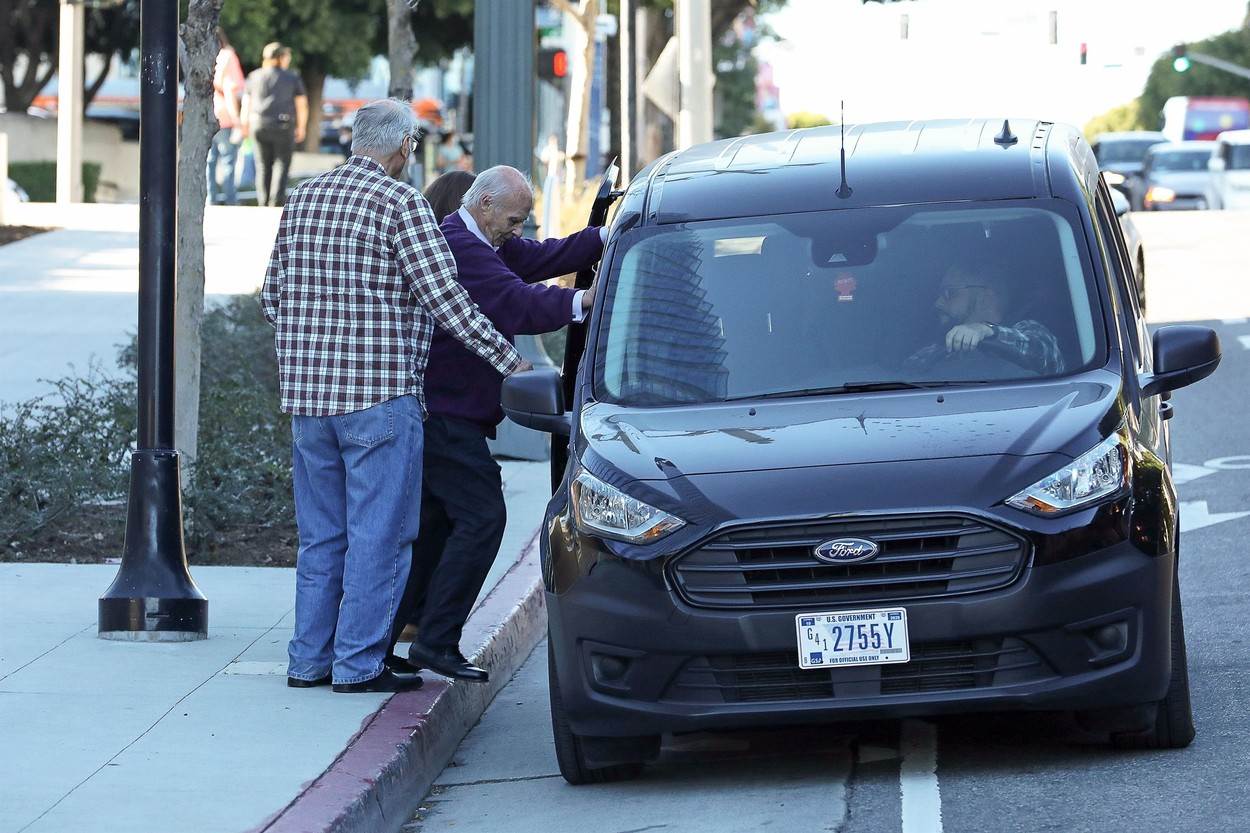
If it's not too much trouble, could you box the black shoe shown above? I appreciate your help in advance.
[287,673,332,688]
[332,668,425,694]
[384,653,423,675]
[407,641,489,683]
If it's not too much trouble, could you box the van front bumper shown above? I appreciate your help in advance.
[547,536,1173,738]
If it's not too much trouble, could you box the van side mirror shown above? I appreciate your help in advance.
[1140,325,1221,397]
[1209,157,1227,172]
[502,368,571,435]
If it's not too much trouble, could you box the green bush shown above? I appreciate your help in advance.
[0,369,135,541]
[8,161,102,203]
[0,294,293,556]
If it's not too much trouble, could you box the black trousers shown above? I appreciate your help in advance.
[390,415,507,653]
[253,124,295,207]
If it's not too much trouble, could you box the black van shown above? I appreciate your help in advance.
[502,119,1221,784]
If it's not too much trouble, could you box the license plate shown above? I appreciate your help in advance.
[795,607,910,670]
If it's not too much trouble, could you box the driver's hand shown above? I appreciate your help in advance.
[509,360,534,375]
[945,323,994,352]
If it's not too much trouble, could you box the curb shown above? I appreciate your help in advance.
[257,528,547,833]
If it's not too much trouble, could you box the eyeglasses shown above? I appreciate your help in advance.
[937,284,988,301]
[404,132,421,155]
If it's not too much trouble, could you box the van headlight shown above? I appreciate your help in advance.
[570,467,686,543]
[1006,434,1130,515]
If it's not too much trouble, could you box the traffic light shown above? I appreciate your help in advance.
[538,48,569,81]
[1172,44,1191,73]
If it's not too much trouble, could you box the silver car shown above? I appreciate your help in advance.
[1141,141,1218,211]
[1109,186,1146,312]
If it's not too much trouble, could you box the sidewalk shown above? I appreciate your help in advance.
[0,203,280,405]
[0,459,553,833]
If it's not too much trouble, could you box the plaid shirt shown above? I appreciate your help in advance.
[907,319,1065,376]
[261,156,523,416]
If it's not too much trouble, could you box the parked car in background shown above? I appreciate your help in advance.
[1141,141,1219,211]
[504,120,1221,784]
[1209,129,1250,210]
[5,177,31,212]
[1108,187,1146,312]
[1092,131,1167,210]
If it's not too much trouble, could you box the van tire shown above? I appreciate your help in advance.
[548,642,645,785]
[1110,576,1195,750]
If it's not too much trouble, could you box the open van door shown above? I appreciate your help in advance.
[550,161,622,492]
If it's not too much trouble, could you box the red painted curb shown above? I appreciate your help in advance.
[253,528,546,833]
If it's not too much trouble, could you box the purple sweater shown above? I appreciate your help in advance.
[424,212,605,435]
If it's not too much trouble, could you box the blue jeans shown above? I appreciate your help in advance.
[287,396,424,685]
[207,127,240,205]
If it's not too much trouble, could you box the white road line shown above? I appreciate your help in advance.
[1222,318,1248,325]
[900,719,943,833]
[1238,335,1250,351]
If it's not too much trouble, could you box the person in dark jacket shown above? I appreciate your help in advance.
[394,165,606,682]
[424,170,476,224]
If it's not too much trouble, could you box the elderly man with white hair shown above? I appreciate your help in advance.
[390,164,607,683]
[261,100,531,694]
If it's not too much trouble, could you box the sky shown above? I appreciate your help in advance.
[756,0,1250,129]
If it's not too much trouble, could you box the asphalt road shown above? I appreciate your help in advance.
[405,216,1250,833]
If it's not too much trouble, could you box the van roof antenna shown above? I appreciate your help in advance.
[994,119,1018,147]
[835,100,853,199]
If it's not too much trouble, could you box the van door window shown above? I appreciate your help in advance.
[1093,184,1144,365]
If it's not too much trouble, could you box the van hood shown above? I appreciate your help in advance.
[578,372,1122,482]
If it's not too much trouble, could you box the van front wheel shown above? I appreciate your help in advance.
[548,642,648,785]
[1110,576,1195,750]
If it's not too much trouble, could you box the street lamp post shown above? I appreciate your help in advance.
[98,0,208,641]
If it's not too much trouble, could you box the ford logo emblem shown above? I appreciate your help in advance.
[813,537,880,564]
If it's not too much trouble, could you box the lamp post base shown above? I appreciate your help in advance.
[97,449,208,640]
[99,597,208,641]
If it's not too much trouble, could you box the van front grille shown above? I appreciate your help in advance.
[670,515,1028,610]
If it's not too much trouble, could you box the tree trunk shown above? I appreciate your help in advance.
[174,0,222,491]
[301,65,327,153]
[84,57,110,111]
[562,0,598,196]
[0,1,59,112]
[640,6,671,165]
[387,0,417,100]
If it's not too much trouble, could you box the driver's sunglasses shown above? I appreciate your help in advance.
[937,284,987,301]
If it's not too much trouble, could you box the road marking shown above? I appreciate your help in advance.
[1222,318,1248,325]
[1172,463,1218,485]
[1180,500,1250,533]
[1205,455,1250,470]
[900,719,943,833]
[1238,335,1250,351]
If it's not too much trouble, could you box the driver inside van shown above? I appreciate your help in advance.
[905,260,1065,376]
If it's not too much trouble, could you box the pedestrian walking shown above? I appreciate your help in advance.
[207,28,244,205]
[392,165,606,683]
[241,42,308,207]
[262,100,531,694]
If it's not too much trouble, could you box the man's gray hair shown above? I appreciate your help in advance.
[351,99,417,156]
[462,165,533,208]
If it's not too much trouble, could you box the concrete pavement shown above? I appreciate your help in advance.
[0,459,553,833]
[0,203,280,405]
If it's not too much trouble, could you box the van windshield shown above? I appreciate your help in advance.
[593,202,1105,406]
[1227,144,1250,169]
[1095,139,1160,165]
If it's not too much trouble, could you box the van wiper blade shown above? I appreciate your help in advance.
[728,380,993,402]
[735,381,930,400]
